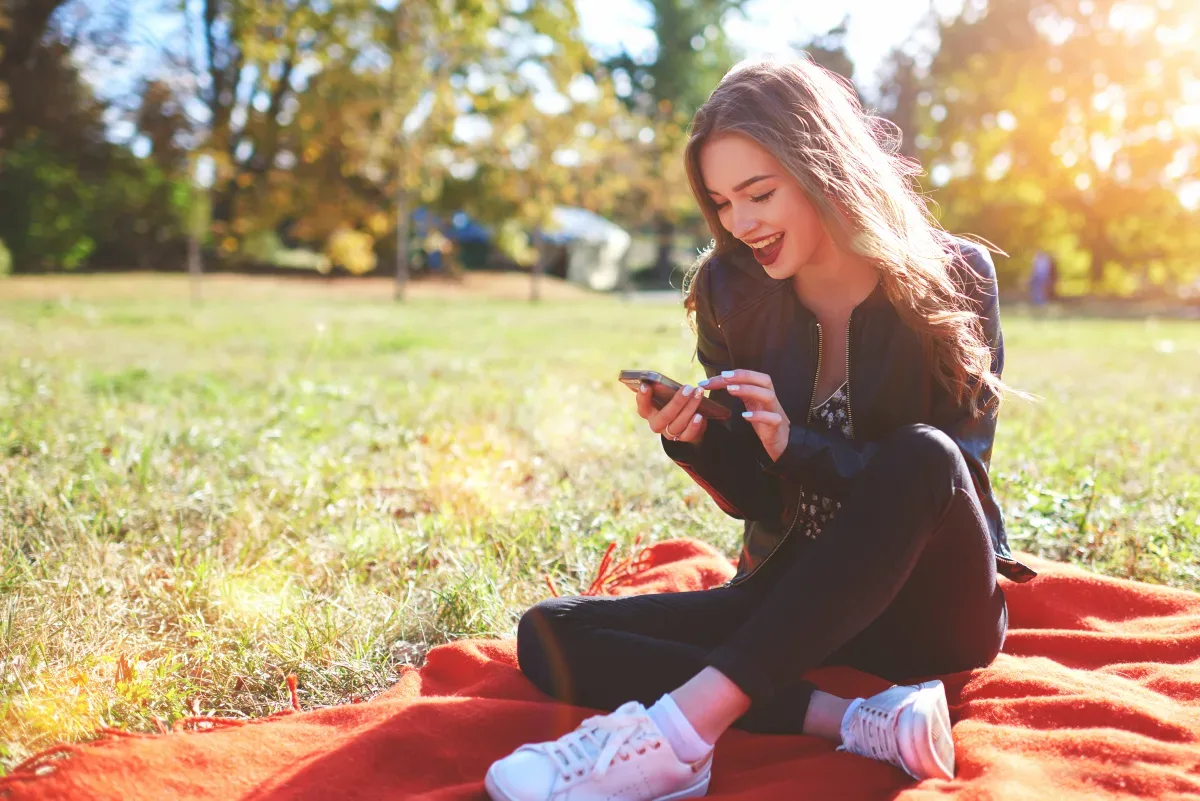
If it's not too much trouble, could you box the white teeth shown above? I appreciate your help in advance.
[749,233,782,249]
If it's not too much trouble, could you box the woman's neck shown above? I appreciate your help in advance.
[790,244,880,319]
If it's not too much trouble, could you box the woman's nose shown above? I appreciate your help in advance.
[729,211,758,240]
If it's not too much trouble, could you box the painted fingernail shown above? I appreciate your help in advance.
[697,379,711,388]
[728,384,740,392]
[742,411,753,419]
[682,385,694,396]
[721,371,735,378]
[692,414,702,424]
[639,383,649,393]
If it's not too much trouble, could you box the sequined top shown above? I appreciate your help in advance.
[792,381,852,541]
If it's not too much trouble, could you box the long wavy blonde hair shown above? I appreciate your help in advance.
[683,57,1007,416]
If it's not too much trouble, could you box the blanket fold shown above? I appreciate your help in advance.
[3,538,1199,800]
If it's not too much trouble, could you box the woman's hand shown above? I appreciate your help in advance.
[636,382,708,445]
[698,370,790,461]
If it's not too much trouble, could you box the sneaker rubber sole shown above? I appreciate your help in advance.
[897,680,955,781]
[484,763,711,801]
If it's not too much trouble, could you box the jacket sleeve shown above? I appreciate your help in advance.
[661,261,783,521]
[760,425,880,497]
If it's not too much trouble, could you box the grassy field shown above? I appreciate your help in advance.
[2,275,1199,771]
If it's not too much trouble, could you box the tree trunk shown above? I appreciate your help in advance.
[530,257,544,303]
[654,218,675,286]
[0,0,70,151]
[187,234,202,304]
[1089,250,1106,297]
[617,236,634,301]
[530,236,545,303]
[394,187,409,302]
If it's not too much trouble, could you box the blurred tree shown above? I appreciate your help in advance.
[794,18,857,95]
[192,0,372,243]
[135,79,192,175]
[0,8,190,272]
[89,150,193,270]
[274,0,639,300]
[0,0,71,153]
[601,0,747,281]
[0,137,96,269]
[0,6,7,122]
[875,48,922,162]
[604,0,745,120]
[913,0,1200,295]
[0,11,105,160]
[0,132,190,271]
[326,226,376,275]
[798,22,926,166]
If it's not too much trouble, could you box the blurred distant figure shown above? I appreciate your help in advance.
[423,229,451,275]
[1029,250,1058,306]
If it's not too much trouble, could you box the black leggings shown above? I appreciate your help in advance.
[516,424,1008,734]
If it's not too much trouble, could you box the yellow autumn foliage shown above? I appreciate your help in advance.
[325,227,377,275]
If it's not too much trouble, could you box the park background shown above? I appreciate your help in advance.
[1,0,1199,775]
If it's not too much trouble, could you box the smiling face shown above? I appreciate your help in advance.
[699,133,832,280]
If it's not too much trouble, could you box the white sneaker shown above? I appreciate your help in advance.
[485,701,713,801]
[838,680,955,781]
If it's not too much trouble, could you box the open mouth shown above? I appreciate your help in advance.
[748,233,785,266]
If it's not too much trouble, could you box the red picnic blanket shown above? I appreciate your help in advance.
[3,538,1199,800]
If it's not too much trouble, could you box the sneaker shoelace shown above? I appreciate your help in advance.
[839,694,913,770]
[538,705,660,781]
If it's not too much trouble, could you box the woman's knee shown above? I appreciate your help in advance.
[516,597,579,695]
[882,423,967,483]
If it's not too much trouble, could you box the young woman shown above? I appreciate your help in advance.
[485,57,1037,801]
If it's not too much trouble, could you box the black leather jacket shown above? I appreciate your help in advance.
[662,237,1037,586]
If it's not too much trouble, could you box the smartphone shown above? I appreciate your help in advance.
[618,369,732,421]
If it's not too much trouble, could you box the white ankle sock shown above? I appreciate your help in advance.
[647,694,713,763]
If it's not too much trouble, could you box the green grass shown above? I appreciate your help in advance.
[1,283,1199,771]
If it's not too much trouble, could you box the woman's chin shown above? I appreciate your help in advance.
[762,257,800,280]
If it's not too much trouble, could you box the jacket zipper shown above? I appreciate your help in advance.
[844,313,855,439]
[723,320,823,587]
[723,315,857,587]
[787,318,826,542]
[808,322,825,422]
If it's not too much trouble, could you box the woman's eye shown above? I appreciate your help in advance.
[750,190,775,204]
[714,201,730,211]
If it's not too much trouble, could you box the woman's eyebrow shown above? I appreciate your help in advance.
[706,174,777,196]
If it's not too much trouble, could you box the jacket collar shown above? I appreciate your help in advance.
[716,248,892,323]
[788,271,891,321]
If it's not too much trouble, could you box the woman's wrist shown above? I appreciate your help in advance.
[765,421,789,462]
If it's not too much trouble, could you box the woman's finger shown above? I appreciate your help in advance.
[741,410,784,426]
[635,382,656,420]
[660,387,706,436]
[710,369,774,390]
[666,390,706,435]
[648,385,703,433]
[742,410,789,462]
[675,412,707,443]
[725,383,780,409]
